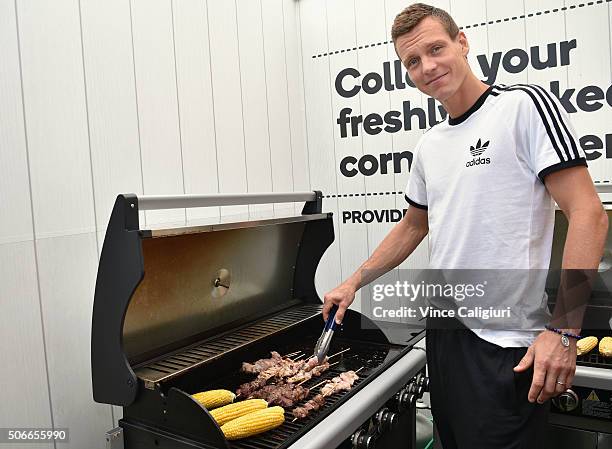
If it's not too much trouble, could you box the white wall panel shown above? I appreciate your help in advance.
[263,0,295,215]
[131,0,185,225]
[565,2,612,182]
[37,233,112,449]
[449,0,489,80]
[299,0,342,297]
[325,0,370,310]
[524,0,567,87]
[0,241,52,445]
[207,0,249,217]
[0,0,33,245]
[283,0,311,213]
[173,0,221,221]
[16,0,95,239]
[236,0,273,216]
[485,1,528,85]
[80,0,143,237]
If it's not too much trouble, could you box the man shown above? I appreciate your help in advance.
[322,3,608,448]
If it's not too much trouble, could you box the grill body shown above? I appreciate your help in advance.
[545,206,612,448]
[92,193,427,449]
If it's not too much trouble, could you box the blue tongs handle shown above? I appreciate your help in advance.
[325,304,339,329]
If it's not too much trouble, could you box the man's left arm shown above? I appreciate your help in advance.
[514,165,608,404]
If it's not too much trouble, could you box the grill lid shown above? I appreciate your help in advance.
[91,192,333,406]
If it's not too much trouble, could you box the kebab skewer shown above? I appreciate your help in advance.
[291,368,362,421]
[236,349,349,397]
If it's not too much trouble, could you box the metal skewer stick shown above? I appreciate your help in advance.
[327,347,350,359]
[296,361,340,386]
[291,366,365,423]
[283,350,301,358]
[309,378,328,390]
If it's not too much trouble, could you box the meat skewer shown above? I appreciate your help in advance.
[240,351,305,374]
[248,383,310,408]
[293,360,339,385]
[236,349,352,398]
[291,368,363,421]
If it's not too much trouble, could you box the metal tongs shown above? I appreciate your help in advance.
[314,304,340,364]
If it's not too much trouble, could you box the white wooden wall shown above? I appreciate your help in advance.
[0,0,307,447]
[1,0,611,447]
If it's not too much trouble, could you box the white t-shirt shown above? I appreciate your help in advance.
[405,83,587,348]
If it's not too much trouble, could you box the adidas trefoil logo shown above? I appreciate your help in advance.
[466,138,491,167]
[469,138,489,156]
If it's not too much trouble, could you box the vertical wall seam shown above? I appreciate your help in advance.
[296,2,312,191]
[564,0,569,88]
[128,0,146,225]
[324,0,344,281]
[233,0,250,213]
[204,1,221,218]
[352,0,371,261]
[260,0,275,200]
[608,0,612,84]
[280,0,296,196]
[522,0,528,84]
[77,0,101,254]
[170,0,187,223]
[13,1,57,446]
[77,0,110,426]
[383,0,399,211]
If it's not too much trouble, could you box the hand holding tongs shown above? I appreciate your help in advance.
[314,304,339,364]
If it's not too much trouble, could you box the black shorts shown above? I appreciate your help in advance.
[426,317,550,449]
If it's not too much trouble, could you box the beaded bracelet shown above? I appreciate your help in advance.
[544,324,582,340]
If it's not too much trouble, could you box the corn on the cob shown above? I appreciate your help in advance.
[576,336,598,356]
[221,406,285,440]
[192,389,236,410]
[210,399,268,426]
[599,337,612,357]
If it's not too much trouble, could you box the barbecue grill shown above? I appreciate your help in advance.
[545,202,612,448]
[91,192,427,449]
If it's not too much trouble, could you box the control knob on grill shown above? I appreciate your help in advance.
[375,407,399,432]
[395,388,415,412]
[351,428,376,449]
[551,389,579,412]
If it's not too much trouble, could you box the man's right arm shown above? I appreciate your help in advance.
[322,205,429,323]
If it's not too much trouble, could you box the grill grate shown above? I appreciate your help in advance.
[577,351,612,368]
[135,304,322,385]
[206,339,394,449]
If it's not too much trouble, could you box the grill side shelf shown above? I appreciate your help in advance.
[134,304,323,386]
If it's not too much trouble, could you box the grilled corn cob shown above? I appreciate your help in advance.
[576,336,598,356]
[210,399,268,426]
[599,336,612,357]
[221,406,285,440]
[192,389,236,410]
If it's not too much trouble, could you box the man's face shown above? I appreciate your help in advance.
[395,17,470,101]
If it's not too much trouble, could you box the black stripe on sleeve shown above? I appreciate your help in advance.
[496,85,566,163]
[405,195,428,210]
[528,84,580,159]
[516,84,574,160]
[538,157,587,183]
